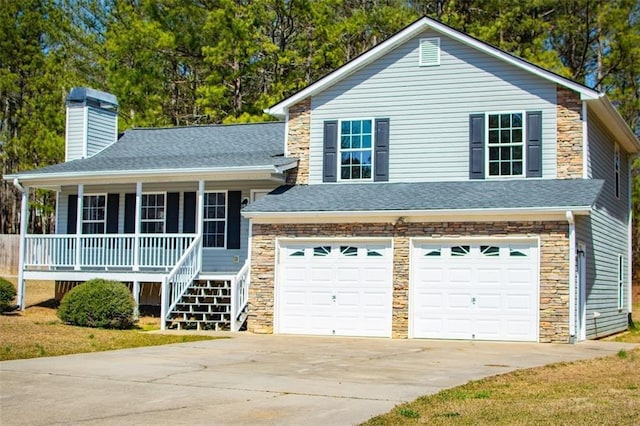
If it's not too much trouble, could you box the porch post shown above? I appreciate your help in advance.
[160,277,168,331]
[132,280,140,320]
[197,180,204,269]
[74,184,84,270]
[133,182,142,271]
[16,184,29,310]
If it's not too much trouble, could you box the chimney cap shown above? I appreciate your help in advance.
[66,87,118,109]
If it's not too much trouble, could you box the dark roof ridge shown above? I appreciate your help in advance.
[124,120,284,132]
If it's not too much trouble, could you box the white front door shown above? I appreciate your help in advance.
[278,241,393,337]
[411,240,539,341]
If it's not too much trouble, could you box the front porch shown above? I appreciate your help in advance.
[22,233,250,331]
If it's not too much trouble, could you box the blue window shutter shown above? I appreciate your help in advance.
[526,111,543,177]
[106,194,119,233]
[124,193,136,234]
[182,192,196,233]
[67,194,77,234]
[469,114,485,179]
[166,192,179,233]
[374,118,389,182]
[323,120,338,182]
[227,191,241,249]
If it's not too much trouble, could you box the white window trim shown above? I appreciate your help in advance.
[617,254,624,310]
[82,193,107,234]
[203,190,228,249]
[141,192,166,234]
[419,37,440,66]
[337,118,375,182]
[614,143,620,199]
[484,111,527,179]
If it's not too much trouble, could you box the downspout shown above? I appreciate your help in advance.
[13,178,28,310]
[582,102,589,178]
[566,210,576,343]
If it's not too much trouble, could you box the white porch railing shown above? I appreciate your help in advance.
[161,235,202,330]
[24,234,197,270]
[231,260,250,332]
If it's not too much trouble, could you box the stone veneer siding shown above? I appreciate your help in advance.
[248,221,571,343]
[556,86,583,178]
[285,99,311,185]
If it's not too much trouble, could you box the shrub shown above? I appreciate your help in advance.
[0,278,17,313]
[57,279,135,329]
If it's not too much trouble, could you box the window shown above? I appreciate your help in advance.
[203,192,226,248]
[618,255,624,310]
[340,119,373,180]
[614,144,620,199]
[340,246,358,257]
[82,194,106,234]
[487,113,524,176]
[480,245,500,256]
[314,246,331,256]
[451,245,470,256]
[141,193,165,233]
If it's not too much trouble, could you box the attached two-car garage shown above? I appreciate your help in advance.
[276,239,539,341]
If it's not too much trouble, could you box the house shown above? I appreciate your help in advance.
[6,17,638,342]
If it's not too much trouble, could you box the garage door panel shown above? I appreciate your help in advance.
[412,240,538,342]
[279,241,392,338]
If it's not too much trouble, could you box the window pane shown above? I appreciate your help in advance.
[352,135,361,148]
[512,113,522,127]
[362,165,371,179]
[513,161,523,175]
[341,121,350,134]
[362,120,372,133]
[341,135,350,149]
[489,147,499,160]
[500,146,511,160]
[362,134,371,148]
[501,162,510,175]
[341,166,350,179]
[513,145,523,160]
[501,129,510,144]
[500,114,510,127]
[339,120,373,181]
[489,114,498,128]
[489,162,499,175]
[352,120,361,134]
[512,129,522,142]
[489,130,499,144]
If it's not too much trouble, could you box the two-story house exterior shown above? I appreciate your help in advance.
[242,17,639,343]
[6,17,637,342]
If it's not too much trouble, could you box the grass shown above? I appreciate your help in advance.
[364,300,640,425]
[0,279,216,361]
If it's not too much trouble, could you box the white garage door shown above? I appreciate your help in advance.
[278,241,393,337]
[412,241,538,342]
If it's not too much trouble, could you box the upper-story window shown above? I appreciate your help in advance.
[203,192,226,248]
[141,193,165,233]
[340,119,373,180]
[487,113,524,177]
[614,143,620,199]
[469,110,541,180]
[82,194,106,234]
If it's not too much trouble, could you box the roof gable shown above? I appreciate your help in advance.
[267,16,599,118]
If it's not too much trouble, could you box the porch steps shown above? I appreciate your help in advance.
[167,280,242,331]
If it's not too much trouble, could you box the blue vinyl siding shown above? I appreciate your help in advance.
[576,111,630,339]
[309,29,558,183]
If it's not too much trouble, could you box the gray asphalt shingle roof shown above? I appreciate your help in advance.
[244,179,604,213]
[18,121,291,176]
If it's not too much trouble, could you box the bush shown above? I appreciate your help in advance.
[58,279,135,329]
[0,278,17,313]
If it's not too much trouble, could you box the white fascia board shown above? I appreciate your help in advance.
[586,96,640,153]
[243,206,592,224]
[5,165,291,188]
[267,17,599,117]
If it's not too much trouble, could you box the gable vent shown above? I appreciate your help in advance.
[419,37,440,66]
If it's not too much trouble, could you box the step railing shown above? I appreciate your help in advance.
[160,235,202,330]
[230,260,250,332]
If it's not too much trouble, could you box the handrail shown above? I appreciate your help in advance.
[160,235,202,330]
[230,260,250,332]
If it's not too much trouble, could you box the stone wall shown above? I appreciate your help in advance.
[285,99,311,185]
[248,221,571,343]
[556,86,583,179]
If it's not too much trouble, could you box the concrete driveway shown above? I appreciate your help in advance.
[0,333,636,425]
